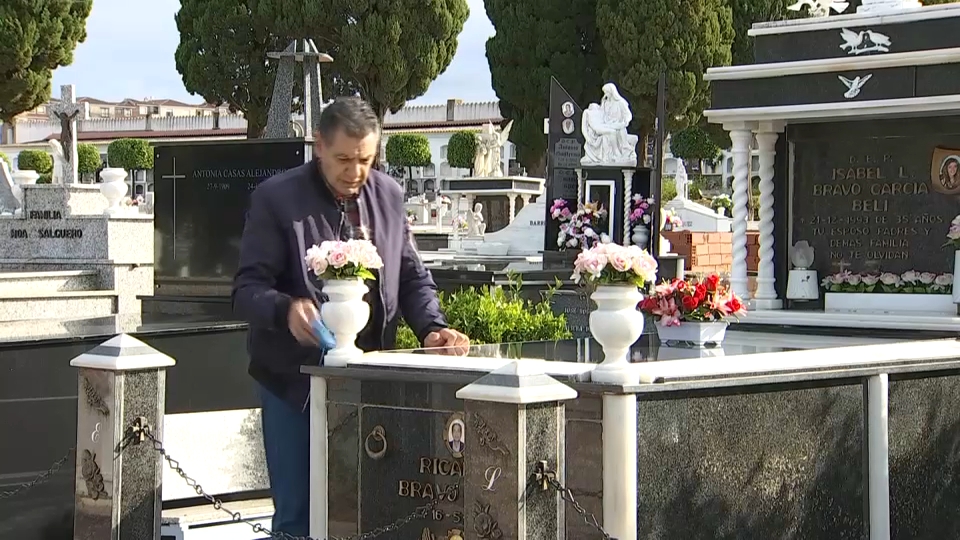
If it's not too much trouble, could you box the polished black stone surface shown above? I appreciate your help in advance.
[0,314,246,346]
[153,139,306,285]
[789,117,960,279]
[358,407,463,539]
[636,384,865,539]
[754,15,960,64]
[711,66,919,109]
[889,373,960,538]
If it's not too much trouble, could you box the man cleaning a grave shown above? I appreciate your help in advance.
[232,96,470,536]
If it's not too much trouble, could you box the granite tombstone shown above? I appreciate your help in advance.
[153,140,306,285]
[545,77,585,252]
[790,116,960,279]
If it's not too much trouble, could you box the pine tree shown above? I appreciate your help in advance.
[598,0,734,160]
[0,0,92,122]
[484,0,605,176]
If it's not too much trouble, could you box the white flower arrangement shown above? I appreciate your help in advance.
[304,239,384,281]
[821,270,953,294]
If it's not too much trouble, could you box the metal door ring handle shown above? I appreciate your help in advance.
[364,425,387,460]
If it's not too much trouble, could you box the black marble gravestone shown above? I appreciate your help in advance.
[545,77,585,252]
[153,140,306,285]
[790,116,960,278]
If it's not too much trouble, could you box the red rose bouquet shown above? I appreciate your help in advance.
[639,273,746,326]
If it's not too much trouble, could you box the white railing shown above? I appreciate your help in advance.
[13,115,249,144]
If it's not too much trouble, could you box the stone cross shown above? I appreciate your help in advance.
[831,259,852,273]
[265,39,333,139]
[48,84,82,184]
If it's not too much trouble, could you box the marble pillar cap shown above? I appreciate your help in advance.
[456,360,578,404]
[70,333,176,371]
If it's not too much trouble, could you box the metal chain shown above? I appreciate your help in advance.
[0,446,75,501]
[546,476,612,539]
[126,424,458,540]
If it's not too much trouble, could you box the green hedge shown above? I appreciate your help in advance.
[107,138,153,170]
[17,150,52,174]
[394,283,572,349]
[77,143,102,175]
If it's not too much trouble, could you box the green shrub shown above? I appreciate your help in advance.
[107,138,153,170]
[446,131,477,170]
[37,173,52,184]
[0,151,10,169]
[393,284,572,349]
[661,176,677,205]
[77,143,102,176]
[17,150,53,173]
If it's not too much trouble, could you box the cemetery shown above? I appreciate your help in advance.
[4,1,960,540]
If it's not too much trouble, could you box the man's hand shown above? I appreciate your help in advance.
[288,298,320,346]
[423,328,470,356]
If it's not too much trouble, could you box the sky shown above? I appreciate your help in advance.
[52,0,498,106]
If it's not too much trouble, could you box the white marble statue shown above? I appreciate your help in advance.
[48,139,67,185]
[580,83,638,167]
[473,121,513,177]
[0,159,21,214]
[470,202,486,236]
[675,158,689,200]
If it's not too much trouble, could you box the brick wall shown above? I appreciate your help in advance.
[662,231,732,275]
[662,230,762,277]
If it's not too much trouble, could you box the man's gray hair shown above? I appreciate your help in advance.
[316,96,381,141]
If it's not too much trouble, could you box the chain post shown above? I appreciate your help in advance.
[528,463,616,540]
[135,423,459,540]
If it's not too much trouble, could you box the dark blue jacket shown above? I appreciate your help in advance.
[232,161,448,407]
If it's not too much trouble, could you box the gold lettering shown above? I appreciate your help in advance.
[851,199,888,212]
[416,457,463,476]
[397,481,461,501]
[419,457,432,475]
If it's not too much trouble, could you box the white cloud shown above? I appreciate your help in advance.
[51,0,496,106]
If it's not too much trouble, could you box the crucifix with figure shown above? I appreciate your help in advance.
[48,84,83,184]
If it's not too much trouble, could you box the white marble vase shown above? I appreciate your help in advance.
[656,321,729,348]
[99,168,129,215]
[320,278,370,367]
[631,226,650,248]
[954,250,960,305]
[589,285,644,384]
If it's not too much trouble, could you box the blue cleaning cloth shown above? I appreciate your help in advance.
[312,318,337,350]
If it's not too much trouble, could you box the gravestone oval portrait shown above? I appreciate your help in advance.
[446,413,465,458]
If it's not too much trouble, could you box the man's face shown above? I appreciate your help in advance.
[452,424,462,441]
[315,128,379,196]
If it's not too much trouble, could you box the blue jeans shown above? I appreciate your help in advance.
[259,384,310,536]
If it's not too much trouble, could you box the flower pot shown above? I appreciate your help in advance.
[12,170,39,186]
[715,207,727,216]
[320,278,370,367]
[825,292,955,314]
[99,168,129,216]
[589,284,644,384]
[656,321,728,348]
[631,226,650,248]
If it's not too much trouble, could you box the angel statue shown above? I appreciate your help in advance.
[473,120,514,177]
[47,139,67,185]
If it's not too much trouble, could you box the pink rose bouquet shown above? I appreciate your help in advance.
[305,239,384,281]
[571,242,658,288]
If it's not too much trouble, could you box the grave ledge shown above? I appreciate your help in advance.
[738,309,960,331]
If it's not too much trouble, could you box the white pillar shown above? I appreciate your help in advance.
[508,194,518,223]
[726,123,756,299]
[602,393,638,540]
[867,374,891,540]
[753,121,785,309]
[309,376,329,538]
[521,194,531,206]
[622,169,634,246]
